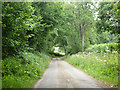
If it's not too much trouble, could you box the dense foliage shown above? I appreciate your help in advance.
[86,43,118,53]
[2,2,34,58]
[2,2,63,58]
[2,52,51,88]
[96,2,119,34]
[2,2,119,57]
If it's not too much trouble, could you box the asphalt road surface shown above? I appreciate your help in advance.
[34,58,108,88]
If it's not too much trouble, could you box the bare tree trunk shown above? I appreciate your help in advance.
[81,30,84,52]
[78,5,84,52]
[64,45,67,55]
[82,24,85,52]
[79,24,84,52]
[79,24,82,52]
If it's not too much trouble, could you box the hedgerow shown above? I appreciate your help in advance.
[85,43,118,53]
[2,52,51,88]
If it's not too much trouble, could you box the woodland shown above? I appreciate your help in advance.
[2,1,119,88]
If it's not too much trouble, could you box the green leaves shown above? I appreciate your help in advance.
[2,2,118,58]
[97,2,118,34]
[85,43,118,53]
[2,52,51,88]
[2,2,34,58]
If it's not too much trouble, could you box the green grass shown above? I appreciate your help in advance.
[2,52,51,88]
[62,51,118,87]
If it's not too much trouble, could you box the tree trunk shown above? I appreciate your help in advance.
[81,32,84,52]
[64,47,67,55]
[79,24,84,52]
[81,24,84,52]
[78,5,84,52]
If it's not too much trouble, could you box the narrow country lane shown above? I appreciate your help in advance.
[34,58,106,88]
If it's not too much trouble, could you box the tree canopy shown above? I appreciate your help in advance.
[2,1,119,58]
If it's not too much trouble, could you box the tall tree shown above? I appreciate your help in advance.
[73,2,94,52]
[55,2,95,54]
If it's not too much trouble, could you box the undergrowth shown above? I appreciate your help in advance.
[86,43,118,53]
[2,52,51,88]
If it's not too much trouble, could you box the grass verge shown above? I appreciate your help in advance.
[61,52,118,87]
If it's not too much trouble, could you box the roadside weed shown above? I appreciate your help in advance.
[63,51,118,87]
[2,52,51,88]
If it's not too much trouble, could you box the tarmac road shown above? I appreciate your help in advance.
[34,58,108,88]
